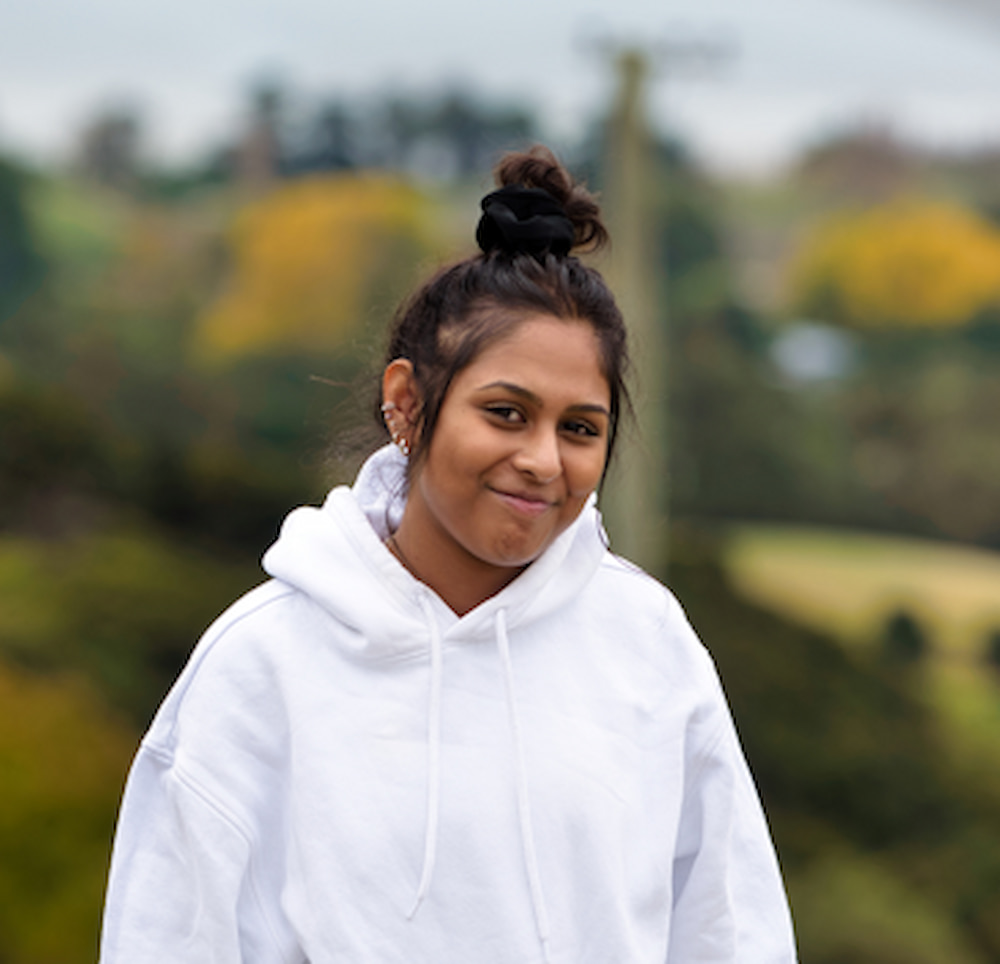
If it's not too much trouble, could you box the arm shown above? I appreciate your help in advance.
[100,745,298,964]
[667,702,797,964]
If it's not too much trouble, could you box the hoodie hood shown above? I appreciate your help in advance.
[262,443,608,652]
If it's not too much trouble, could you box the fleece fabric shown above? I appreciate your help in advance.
[100,444,797,964]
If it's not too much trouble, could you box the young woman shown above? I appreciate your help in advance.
[101,147,797,963]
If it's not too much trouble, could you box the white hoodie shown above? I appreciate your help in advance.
[101,445,797,964]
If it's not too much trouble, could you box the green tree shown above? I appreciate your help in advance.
[0,157,46,323]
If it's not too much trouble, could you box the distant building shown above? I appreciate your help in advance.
[796,124,915,201]
[76,109,140,190]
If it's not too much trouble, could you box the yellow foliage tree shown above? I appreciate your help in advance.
[194,174,439,360]
[788,199,1000,328]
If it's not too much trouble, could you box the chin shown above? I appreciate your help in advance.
[480,532,554,569]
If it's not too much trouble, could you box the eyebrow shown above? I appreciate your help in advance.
[475,380,610,416]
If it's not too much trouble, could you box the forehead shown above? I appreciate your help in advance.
[456,314,609,400]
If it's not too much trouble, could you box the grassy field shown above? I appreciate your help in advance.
[722,524,1000,790]
[724,525,1000,657]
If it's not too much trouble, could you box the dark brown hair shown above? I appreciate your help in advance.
[379,145,630,478]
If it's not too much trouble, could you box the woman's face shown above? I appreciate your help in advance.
[400,314,611,582]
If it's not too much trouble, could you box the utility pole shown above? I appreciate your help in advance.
[600,48,667,573]
[597,37,732,574]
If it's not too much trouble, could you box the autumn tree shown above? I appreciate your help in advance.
[788,198,1000,329]
[0,664,135,964]
[195,173,441,361]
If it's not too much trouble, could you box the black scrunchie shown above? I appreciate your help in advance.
[476,185,575,258]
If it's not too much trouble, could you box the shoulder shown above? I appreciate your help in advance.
[597,552,685,610]
[593,551,706,647]
[133,576,352,829]
[141,579,316,758]
[570,550,723,694]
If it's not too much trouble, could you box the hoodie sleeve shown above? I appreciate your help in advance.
[665,690,798,964]
[100,745,300,964]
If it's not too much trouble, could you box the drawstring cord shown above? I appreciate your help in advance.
[405,601,553,963]
[408,592,443,919]
[495,609,553,963]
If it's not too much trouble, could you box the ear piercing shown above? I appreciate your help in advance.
[381,401,410,457]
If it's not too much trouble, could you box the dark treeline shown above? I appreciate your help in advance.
[76,81,539,197]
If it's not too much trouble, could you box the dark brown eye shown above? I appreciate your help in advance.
[563,419,599,438]
[486,404,524,424]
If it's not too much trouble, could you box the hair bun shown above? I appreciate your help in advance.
[485,145,608,255]
[476,185,576,259]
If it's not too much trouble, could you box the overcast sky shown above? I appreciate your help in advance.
[3,0,1000,174]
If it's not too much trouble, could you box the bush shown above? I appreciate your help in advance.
[882,610,929,665]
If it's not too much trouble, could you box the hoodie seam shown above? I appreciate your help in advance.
[169,763,297,964]
[153,584,299,751]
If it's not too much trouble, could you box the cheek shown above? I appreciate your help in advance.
[424,435,480,494]
[417,428,489,513]
[565,449,607,497]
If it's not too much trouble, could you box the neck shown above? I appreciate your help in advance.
[388,516,525,616]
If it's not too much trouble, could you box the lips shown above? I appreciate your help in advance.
[491,488,553,518]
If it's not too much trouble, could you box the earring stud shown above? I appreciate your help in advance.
[389,428,410,457]
[382,401,409,455]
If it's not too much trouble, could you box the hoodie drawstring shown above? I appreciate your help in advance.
[406,601,552,963]
[495,609,553,963]
[408,592,443,919]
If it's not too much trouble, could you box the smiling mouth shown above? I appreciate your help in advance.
[491,488,553,518]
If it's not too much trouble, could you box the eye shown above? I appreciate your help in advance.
[562,418,601,438]
[485,404,525,424]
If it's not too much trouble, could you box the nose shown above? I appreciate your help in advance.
[513,424,561,484]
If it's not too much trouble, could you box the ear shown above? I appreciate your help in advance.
[382,359,421,435]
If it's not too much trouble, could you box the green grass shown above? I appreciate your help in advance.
[723,524,1000,657]
[722,523,1000,793]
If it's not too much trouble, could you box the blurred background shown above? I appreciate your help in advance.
[3,0,1000,961]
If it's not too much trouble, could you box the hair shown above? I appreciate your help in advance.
[378,145,631,479]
